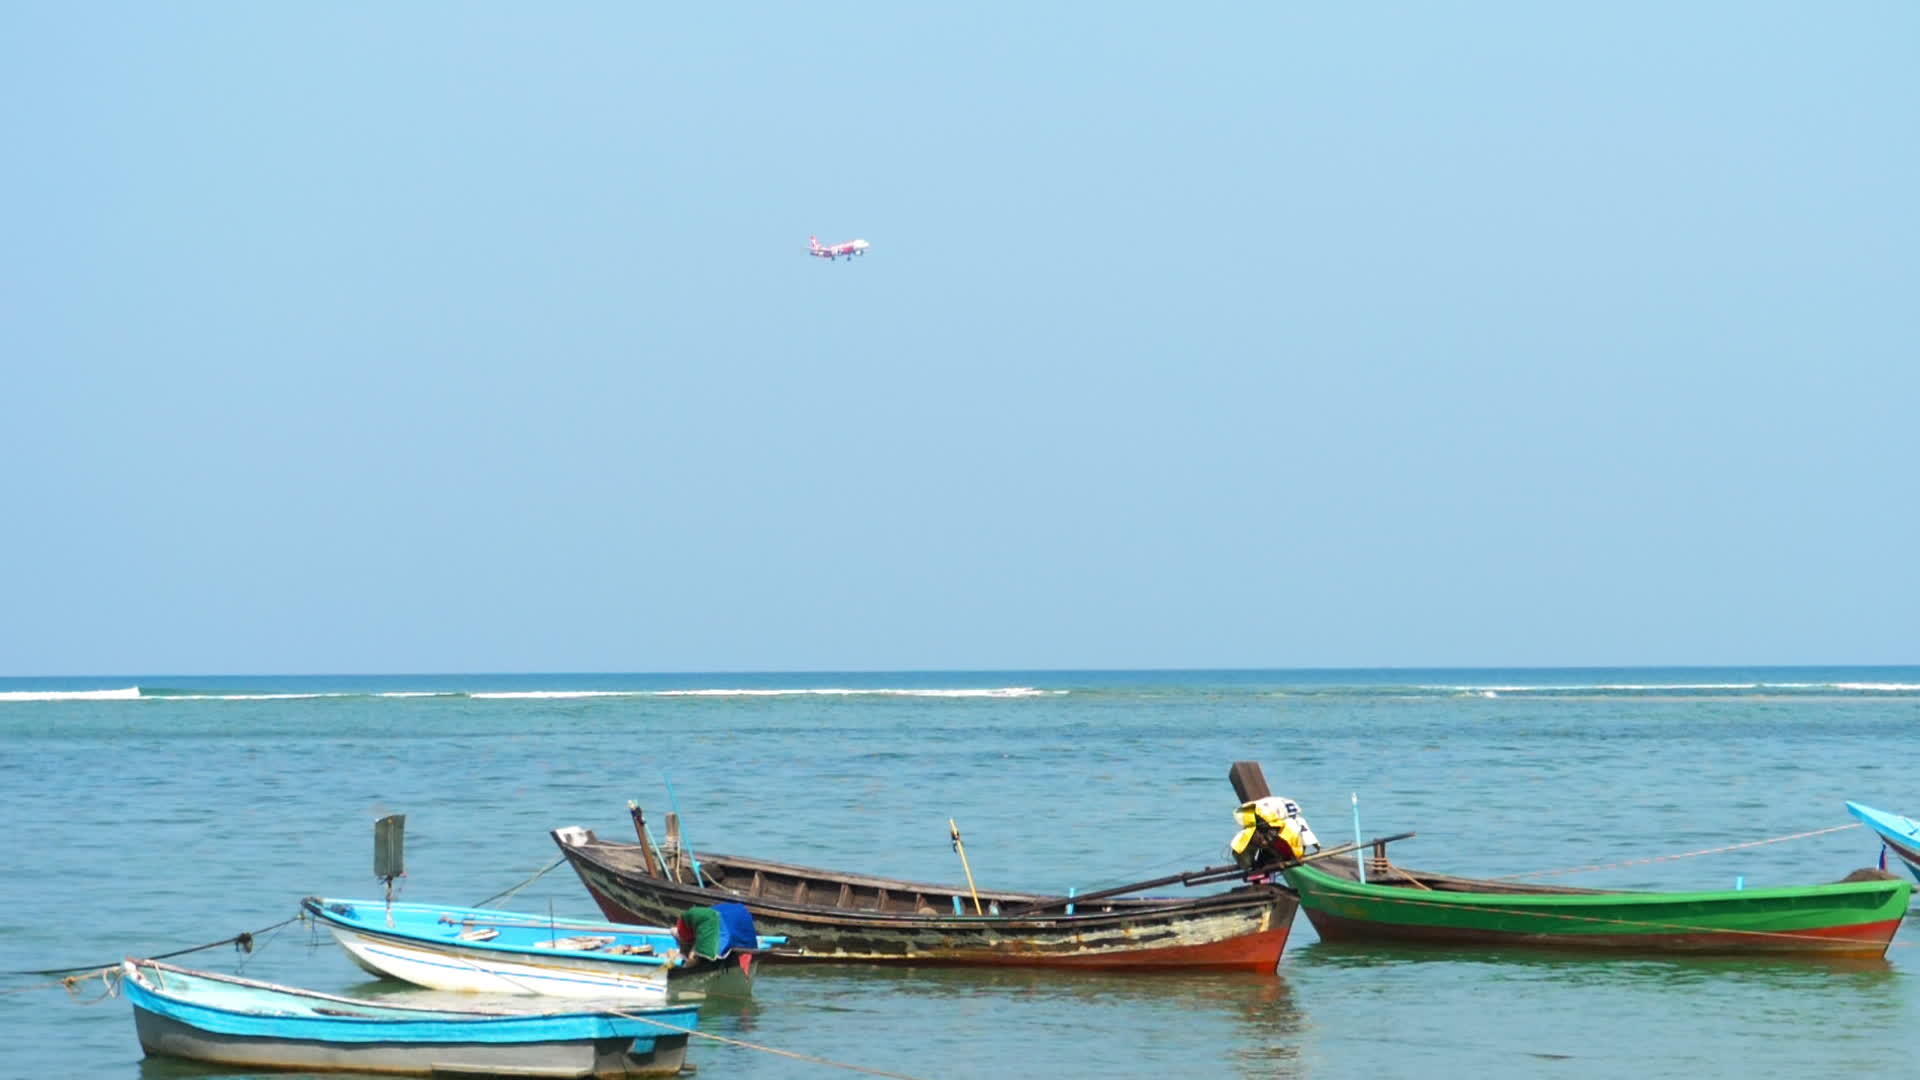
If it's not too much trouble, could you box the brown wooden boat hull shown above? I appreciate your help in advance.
[552,829,1296,972]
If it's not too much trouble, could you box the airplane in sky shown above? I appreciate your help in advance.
[809,235,870,261]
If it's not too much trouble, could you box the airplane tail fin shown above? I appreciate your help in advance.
[809,235,820,251]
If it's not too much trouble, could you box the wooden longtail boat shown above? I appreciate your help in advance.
[118,958,699,1078]
[1845,802,1920,884]
[1283,854,1910,956]
[550,825,1299,972]
[302,897,778,1001]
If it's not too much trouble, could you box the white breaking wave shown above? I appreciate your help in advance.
[165,692,368,701]
[474,687,1060,699]
[184,691,460,700]
[469,691,642,700]
[0,685,1063,703]
[648,687,1061,699]
[0,686,142,702]
[1441,681,1920,695]
[1452,683,1767,692]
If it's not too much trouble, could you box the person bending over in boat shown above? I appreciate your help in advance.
[671,908,720,965]
[671,902,761,966]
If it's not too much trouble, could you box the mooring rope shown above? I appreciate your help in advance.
[2,961,130,1002]
[472,855,569,908]
[65,966,120,1004]
[1375,859,1432,890]
[0,967,113,998]
[233,911,300,975]
[1487,823,1862,881]
[606,1006,936,1080]
[8,915,302,979]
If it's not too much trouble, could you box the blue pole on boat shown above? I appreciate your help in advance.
[1736,876,1744,891]
[1067,887,1076,916]
[1353,792,1366,884]
[662,774,709,888]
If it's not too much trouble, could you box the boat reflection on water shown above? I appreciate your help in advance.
[332,977,763,1028]
[772,960,1300,1007]
[136,1060,242,1080]
[1288,938,1906,1074]
[1293,938,1899,981]
[751,963,1311,1079]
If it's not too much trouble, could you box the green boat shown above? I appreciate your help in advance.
[1283,857,1910,956]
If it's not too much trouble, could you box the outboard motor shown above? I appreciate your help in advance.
[1230,796,1321,870]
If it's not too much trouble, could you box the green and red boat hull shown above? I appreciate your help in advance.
[1283,862,1909,956]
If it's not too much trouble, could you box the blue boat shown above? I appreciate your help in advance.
[1846,802,1920,884]
[303,896,778,1001]
[119,958,699,1077]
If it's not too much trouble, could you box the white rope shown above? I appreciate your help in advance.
[1490,823,1863,880]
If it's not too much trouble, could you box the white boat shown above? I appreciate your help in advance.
[303,896,771,1001]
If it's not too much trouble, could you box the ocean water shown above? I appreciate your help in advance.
[2,667,1917,1079]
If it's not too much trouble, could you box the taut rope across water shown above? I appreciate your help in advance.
[1488,823,1862,881]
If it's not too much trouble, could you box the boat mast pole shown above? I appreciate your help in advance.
[662,775,709,887]
[628,801,666,878]
[950,819,984,914]
[1353,793,1366,884]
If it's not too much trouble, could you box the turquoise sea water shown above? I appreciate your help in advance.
[3,667,1918,1079]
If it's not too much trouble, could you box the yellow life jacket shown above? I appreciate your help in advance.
[1230,797,1304,864]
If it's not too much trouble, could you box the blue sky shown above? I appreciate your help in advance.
[3,4,1914,674]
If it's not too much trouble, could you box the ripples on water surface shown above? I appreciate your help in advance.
[2,667,1917,1078]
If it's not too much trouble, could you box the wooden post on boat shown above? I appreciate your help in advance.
[629,802,663,878]
[1229,761,1273,803]
[664,813,684,883]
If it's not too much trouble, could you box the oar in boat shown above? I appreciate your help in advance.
[436,915,666,934]
[1001,832,1416,917]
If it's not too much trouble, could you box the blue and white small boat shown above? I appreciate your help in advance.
[303,896,777,1001]
[1846,802,1920,884]
[119,958,699,1078]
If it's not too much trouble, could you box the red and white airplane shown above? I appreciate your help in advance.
[809,235,870,261]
